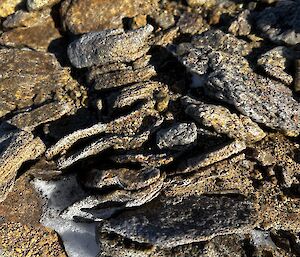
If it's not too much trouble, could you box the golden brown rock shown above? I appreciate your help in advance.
[0,48,86,118]
[0,222,67,257]
[0,0,25,18]
[61,0,159,34]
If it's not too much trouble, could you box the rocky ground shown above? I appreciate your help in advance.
[0,0,299,256]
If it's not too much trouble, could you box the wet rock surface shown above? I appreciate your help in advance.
[0,1,300,256]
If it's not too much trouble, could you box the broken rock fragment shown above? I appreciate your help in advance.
[67,25,153,68]
[156,122,197,150]
[27,0,61,11]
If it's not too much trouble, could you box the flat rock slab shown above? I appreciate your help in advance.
[101,194,256,248]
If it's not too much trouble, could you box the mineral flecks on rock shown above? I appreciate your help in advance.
[175,37,300,136]
[60,0,159,34]
[156,122,197,150]
[0,48,86,119]
[182,96,266,143]
[0,130,45,202]
[67,25,154,68]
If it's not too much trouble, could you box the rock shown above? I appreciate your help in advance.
[257,46,294,85]
[100,194,256,247]
[165,154,254,197]
[255,1,300,45]
[0,0,25,18]
[228,10,252,36]
[152,10,175,30]
[67,25,153,68]
[60,0,159,34]
[83,167,161,190]
[177,12,209,35]
[6,101,74,132]
[111,152,174,167]
[27,0,60,11]
[108,81,168,110]
[156,123,197,150]
[62,173,166,221]
[186,0,216,8]
[0,48,86,119]
[176,140,247,174]
[0,8,61,51]
[92,65,157,91]
[0,222,67,256]
[175,41,300,136]
[0,130,45,202]
[182,96,266,143]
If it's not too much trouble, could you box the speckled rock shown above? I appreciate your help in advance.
[228,10,252,36]
[99,194,256,247]
[27,0,60,11]
[0,130,45,202]
[61,0,159,34]
[0,0,25,18]
[257,46,294,85]
[182,96,266,143]
[68,25,153,68]
[0,48,86,119]
[0,222,67,256]
[0,8,61,51]
[156,122,197,150]
[176,41,300,136]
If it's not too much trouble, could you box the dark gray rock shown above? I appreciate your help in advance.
[100,194,256,247]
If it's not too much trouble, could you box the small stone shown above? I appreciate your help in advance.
[27,0,60,11]
[60,0,159,34]
[186,0,216,8]
[68,25,153,68]
[156,122,197,150]
[177,12,209,35]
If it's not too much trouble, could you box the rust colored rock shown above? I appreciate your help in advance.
[61,0,159,34]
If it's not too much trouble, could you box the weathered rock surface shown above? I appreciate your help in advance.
[182,96,266,143]
[0,0,25,18]
[257,46,294,85]
[100,194,256,247]
[68,25,153,68]
[27,0,60,11]
[0,48,86,118]
[60,0,159,34]
[176,39,300,136]
[0,130,45,202]
[0,8,61,51]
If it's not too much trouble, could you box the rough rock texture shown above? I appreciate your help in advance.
[176,39,300,136]
[156,122,197,150]
[68,25,153,68]
[100,194,256,247]
[0,48,86,118]
[0,8,61,51]
[60,0,159,34]
[27,0,60,11]
[0,130,45,202]
[0,0,25,18]
[182,96,266,143]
